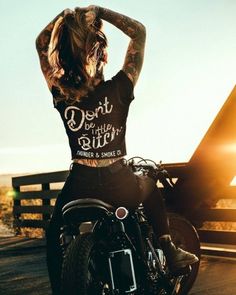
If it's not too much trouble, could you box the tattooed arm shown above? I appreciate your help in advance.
[84,6,146,86]
[35,9,73,89]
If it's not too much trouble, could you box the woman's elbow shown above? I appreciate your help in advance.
[136,22,146,41]
[35,33,46,52]
[140,23,146,36]
[35,33,42,51]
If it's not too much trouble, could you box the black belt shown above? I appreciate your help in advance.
[71,159,126,175]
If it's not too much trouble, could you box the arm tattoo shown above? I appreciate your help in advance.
[99,7,146,85]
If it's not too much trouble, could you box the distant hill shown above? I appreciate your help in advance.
[0,173,30,187]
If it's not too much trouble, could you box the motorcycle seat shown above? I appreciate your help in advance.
[62,198,115,224]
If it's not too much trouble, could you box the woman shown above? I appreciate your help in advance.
[36,5,198,294]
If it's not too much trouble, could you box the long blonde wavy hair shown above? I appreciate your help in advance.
[48,8,108,102]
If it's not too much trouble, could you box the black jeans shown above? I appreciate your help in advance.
[46,160,169,294]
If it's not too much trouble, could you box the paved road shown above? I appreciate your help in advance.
[190,255,236,295]
[0,236,49,295]
[0,236,236,295]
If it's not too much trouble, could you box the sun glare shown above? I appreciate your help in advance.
[6,189,16,198]
[230,176,236,187]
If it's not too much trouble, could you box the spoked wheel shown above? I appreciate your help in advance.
[168,213,201,295]
[61,232,112,295]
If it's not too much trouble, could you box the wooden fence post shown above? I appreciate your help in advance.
[42,183,51,224]
[13,186,21,236]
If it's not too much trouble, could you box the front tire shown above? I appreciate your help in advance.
[168,213,201,295]
[61,232,111,295]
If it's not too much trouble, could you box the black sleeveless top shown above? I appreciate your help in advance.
[52,71,134,160]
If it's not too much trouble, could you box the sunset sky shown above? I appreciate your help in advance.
[0,0,235,175]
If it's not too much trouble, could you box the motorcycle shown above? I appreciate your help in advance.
[60,157,201,295]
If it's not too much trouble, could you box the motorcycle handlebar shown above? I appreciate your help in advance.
[126,157,174,187]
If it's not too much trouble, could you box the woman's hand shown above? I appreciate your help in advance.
[75,5,100,26]
[85,5,99,26]
[85,11,96,26]
[64,8,74,16]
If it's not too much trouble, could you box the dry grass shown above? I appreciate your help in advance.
[0,186,45,238]
[0,186,14,230]
[201,198,236,231]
